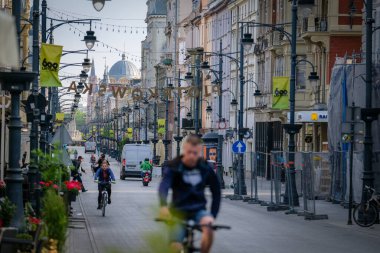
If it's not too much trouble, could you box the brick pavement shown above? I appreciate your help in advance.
[67,147,380,253]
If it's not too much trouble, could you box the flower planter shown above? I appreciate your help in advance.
[42,239,58,253]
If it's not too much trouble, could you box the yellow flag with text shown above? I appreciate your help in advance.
[272,77,290,109]
[55,113,65,122]
[158,119,165,135]
[40,43,63,87]
[126,128,133,139]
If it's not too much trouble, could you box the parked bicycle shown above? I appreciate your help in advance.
[155,218,230,253]
[353,185,380,227]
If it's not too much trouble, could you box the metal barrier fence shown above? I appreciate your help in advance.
[229,151,332,220]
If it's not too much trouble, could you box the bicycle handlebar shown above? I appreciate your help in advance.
[94,180,116,184]
[155,218,231,231]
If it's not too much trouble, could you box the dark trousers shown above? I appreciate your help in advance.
[98,184,111,204]
[73,175,85,190]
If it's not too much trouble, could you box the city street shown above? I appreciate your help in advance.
[2,1,380,253]
[71,147,380,253]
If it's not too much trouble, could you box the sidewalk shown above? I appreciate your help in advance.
[66,195,98,253]
[221,175,380,231]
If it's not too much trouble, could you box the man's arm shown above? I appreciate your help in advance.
[158,166,173,207]
[207,168,221,218]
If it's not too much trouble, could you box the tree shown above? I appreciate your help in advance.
[75,111,86,130]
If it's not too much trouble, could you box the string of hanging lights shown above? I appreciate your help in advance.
[47,8,241,35]
[66,23,142,63]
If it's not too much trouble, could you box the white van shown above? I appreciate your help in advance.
[120,144,152,179]
[84,141,96,154]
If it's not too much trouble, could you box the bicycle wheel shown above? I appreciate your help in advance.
[353,203,378,227]
[102,192,107,217]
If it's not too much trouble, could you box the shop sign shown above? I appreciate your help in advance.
[287,111,328,123]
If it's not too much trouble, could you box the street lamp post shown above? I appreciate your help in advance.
[236,25,248,196]
[281,0,301,208]
[163,81,171,164]
[0,71,36,227]
[217,40,225,189]
[187,48,204,136]
[29,0,41,214]
[361,0,380,207]
[142,98,150,144]
[174,70,183,157]
[152,100,159,165]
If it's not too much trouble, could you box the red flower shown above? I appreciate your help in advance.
[64,180,82,191]
[28,216,41,225]
[0,180,6,189]
[53,184,59,189]
[39,181,46,186]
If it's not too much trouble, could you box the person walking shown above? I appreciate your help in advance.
[72,156,87,192]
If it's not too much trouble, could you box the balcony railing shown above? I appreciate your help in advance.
[302,16,328,33]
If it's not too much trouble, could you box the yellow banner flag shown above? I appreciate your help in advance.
[40,43,63,87]
[126,128,133,139]
[55,113,65,122]
[158,119,165,135]
[272,77,290,110]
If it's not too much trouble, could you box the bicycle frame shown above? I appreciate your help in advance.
[184,225,198,253]
[369,188,380,207]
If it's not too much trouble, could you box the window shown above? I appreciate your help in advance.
[277,0,285,24]
[250,0,256,12]
[296,56,307,90]
[257,60,265,91]
[274,56,284,76]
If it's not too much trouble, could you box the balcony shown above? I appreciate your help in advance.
[301,16,328,34]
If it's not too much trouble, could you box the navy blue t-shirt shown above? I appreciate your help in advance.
[158,158,221,218]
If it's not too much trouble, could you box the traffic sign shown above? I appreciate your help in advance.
[232,141,246,154]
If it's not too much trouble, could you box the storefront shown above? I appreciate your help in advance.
[288,111,329,152]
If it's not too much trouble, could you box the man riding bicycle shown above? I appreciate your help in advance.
[94,160,116,209]
[158,134,221,253]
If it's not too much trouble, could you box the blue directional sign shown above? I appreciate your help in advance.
[232,141,246,154]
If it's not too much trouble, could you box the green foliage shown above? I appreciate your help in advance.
[42,189,68,251]
[33,149,69,184]
[16,233,33,240]
[0,197,16,227]
[16,233,34,252]
[75,110,86,130]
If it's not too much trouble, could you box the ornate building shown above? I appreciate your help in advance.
[141,0,167,89]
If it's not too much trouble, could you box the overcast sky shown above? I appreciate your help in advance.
[44,0,147,86]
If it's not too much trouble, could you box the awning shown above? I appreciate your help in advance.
[50,125,73,146]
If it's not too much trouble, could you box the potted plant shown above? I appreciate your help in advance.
[63,180,81,202]
[42,189,68,252]
[0,197,16,227]
[15,233,33,252]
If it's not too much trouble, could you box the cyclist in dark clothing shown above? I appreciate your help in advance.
[158,134,221,253]
[94,160,115,209]
[95,154,109,174]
